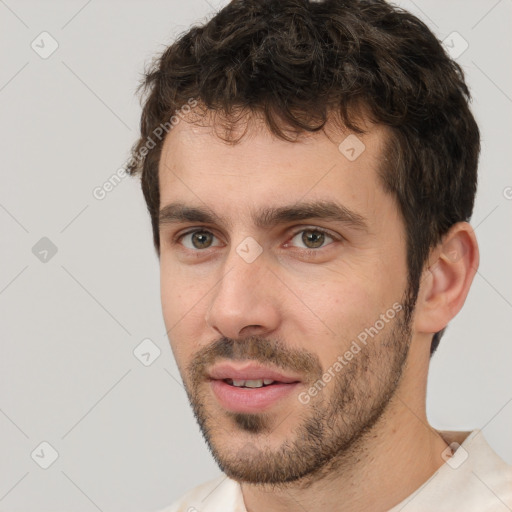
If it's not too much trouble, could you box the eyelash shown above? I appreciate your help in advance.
[173,227,339,253]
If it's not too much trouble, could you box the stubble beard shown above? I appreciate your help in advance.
[181,291,415,488]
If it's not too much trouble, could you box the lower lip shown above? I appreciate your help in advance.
[210,379,300,413]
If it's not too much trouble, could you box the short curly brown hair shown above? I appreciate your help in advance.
[127,0,480,356]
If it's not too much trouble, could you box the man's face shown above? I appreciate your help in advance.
[158,115,415,485]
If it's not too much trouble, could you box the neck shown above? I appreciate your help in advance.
[240,352,449,512]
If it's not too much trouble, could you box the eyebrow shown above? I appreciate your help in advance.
[159,200,368,232]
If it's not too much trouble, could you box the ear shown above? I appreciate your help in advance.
[414,222,479,335]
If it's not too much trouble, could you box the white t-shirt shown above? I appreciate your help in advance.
[159,430,512,512]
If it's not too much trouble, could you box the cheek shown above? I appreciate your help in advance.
[160,262,209,357]
[160,258,205,314]
[288,268,388,345]
[160,263,177,322]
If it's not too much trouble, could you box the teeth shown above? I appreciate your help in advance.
[232,379,251,387]
[228,379,276,388]
[244,380,264,388]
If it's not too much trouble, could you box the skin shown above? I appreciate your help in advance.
[157,112,479,512]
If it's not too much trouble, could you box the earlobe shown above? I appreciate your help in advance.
[414,222,479,335]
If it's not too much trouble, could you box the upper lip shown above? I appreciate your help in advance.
[208,362,301,383]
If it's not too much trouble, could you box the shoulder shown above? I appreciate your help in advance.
[156,474,244,512]
[469,433,512,510]
[440,429,512,510]
[391,430,512,512]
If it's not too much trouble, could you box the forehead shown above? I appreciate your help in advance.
[158,113,393,227]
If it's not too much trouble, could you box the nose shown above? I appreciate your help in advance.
[204,246,281,340]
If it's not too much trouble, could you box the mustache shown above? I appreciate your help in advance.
[187,335,323,384]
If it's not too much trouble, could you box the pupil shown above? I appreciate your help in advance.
[303,230,324,248]
[192,231,212,249]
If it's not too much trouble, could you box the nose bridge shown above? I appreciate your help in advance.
[219,234,267,294]
[205,240,279,338]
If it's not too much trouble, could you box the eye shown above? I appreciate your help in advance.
[174,227,337,253]
[179,230,222,250]
[286,228,336,250]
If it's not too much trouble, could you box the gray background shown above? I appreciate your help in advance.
[1,0,511,510]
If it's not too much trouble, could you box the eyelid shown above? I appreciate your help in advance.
[284,226,339,249]
[173,225,341,250]
[174,228,223,249]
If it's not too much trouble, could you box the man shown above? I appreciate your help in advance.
[127,0,512,510]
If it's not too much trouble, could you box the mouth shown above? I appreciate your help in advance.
[223,378,286,388]
[207,362,302,413]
